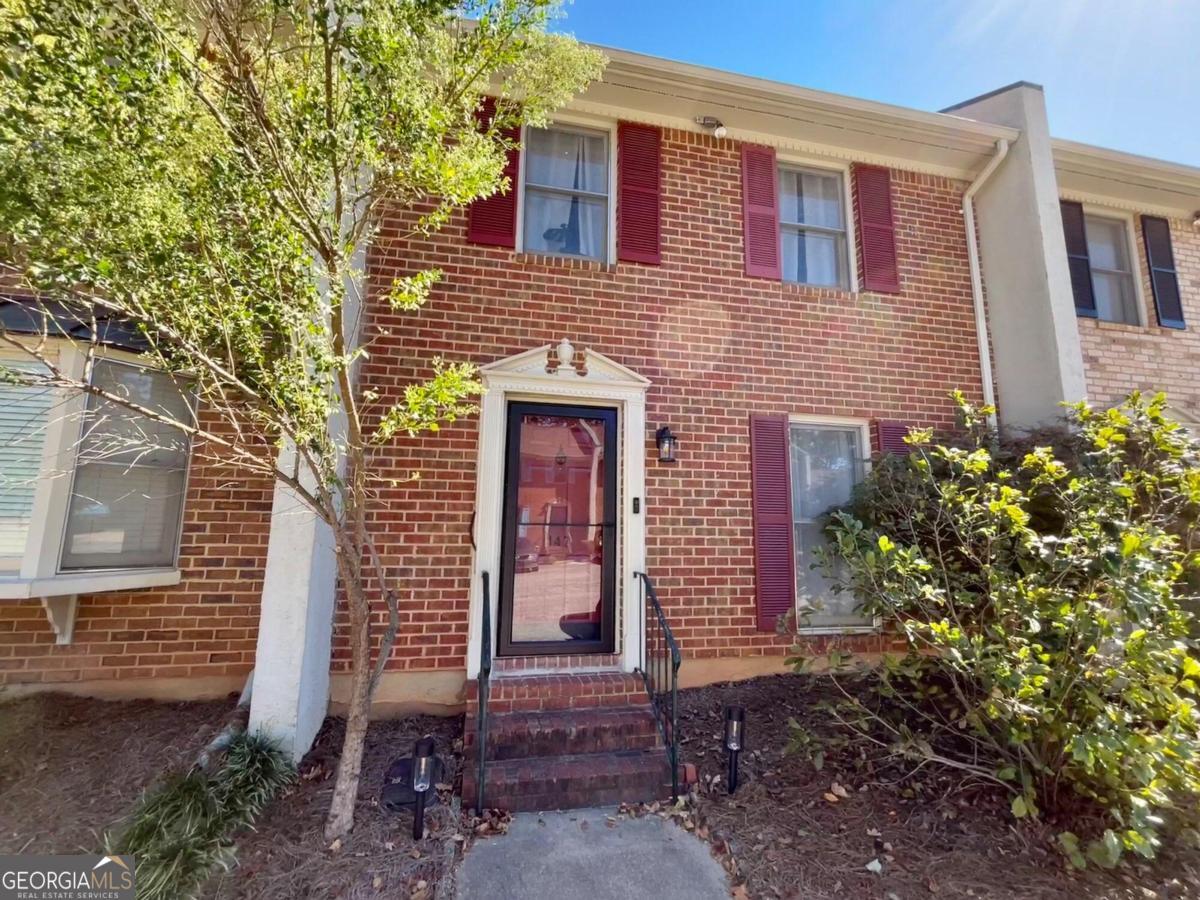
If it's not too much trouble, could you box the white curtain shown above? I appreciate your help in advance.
[788,425,868,628]
[524,128,607,259]
[780,170,844,287]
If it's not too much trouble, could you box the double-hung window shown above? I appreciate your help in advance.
[60,359,193,570]
[1084,214,1139,325]
[1062,200,1141,326]
[0,344,194,601]
[522,124,610,261]
[788,420,870,629]
[779,166,849,289]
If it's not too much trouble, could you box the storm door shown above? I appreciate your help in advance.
[497,402,617,655]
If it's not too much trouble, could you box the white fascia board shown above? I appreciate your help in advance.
[1053,138,1200,217]
[574,47,1019,178]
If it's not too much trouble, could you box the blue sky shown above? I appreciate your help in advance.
[552,0,1200,165]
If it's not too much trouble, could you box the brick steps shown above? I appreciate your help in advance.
[463,670,671,812]
[467,705,661,760]
[466,671,645,713]
[464,748,670,812]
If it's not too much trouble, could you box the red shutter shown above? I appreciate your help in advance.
[617,122,662,264]
[875,420,911,454]
[750,414,794,632]
[1060,201,1097,317]
[1142,216,1185,329]
[741,144,781,279]
[853,164,900,293]
[466,97,520,248]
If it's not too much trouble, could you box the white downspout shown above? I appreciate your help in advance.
[963,138,1010,430]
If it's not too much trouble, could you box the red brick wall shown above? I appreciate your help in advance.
[0,429,271,690]
[351,127,985,674]
[1078,215,1200,414]
[2,128,986,690]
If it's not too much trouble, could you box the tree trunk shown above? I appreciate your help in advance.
[324,549,373,841]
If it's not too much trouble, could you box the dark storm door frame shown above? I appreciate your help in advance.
[497,401,618,657]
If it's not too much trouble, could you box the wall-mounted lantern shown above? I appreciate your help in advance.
[724,705,745,794]
[655,425,678,464]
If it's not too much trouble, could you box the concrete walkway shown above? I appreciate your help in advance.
[454,807,731,900]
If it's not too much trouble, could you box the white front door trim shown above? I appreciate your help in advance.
[467,341,649,677]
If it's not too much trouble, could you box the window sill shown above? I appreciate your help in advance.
[513,251,616,272]
[0,567,182,600]
[796,624,879,636]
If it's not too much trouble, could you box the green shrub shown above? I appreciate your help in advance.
[111,732,294,899]
[816,391,1200,868]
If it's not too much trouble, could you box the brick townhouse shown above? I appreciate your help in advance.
[2,44,1199,807]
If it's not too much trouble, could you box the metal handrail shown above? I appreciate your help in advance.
[475,571,491,814]
[634,571,682,800]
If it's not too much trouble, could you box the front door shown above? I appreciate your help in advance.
[497,402,618,656]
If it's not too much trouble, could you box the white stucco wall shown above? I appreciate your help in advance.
[946,83,1088,430]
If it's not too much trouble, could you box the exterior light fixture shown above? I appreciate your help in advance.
[555,444,568,467]
[655,425,678,464]
[693,115,727,139]
[724,705,745,794]
[411,737,436,839]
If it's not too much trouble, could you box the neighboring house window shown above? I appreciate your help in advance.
[1061,200,1139,325]
[60,360,193,570]
[0,347,194,594]
[522,124,609,261]
[779,166,849,288]
[788,421,870,629]
[1084,215,1139,325]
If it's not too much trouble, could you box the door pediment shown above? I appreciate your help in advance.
[480,340,650,391]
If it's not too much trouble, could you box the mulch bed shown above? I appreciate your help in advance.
[676,673,1200,900]
[0,692,234,854]
[205,713,469,900]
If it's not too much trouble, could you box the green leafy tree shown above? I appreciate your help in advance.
[0,0,603,837]
[812,392,1200,867]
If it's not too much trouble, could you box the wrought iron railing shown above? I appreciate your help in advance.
[634,571,682,799]
[474,570,492,814]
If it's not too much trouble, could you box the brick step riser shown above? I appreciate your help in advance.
[470,782,668,813]
[466,692,645,714]
[462,770,668,812]
[464,722,662,761]
[465,673,648,715]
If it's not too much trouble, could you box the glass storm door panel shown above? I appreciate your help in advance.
[498,402,617,656]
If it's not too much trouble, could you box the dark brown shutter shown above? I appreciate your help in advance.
[466,98,520,248]
[741,144,781,279]
[617,122,662,264]
[853,164,901,293]
[875,420,911,454]
[1142,216,1185,329]
[749,414,794,632]
[1060,201,1096,317]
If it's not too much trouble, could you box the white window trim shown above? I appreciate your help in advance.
[1080,203,1146,327]
[516,112,619,265]
[0,340,189,602]
[787,413,878,635]
[776,152,859,293]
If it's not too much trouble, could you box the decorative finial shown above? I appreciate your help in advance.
[556,338,575,372]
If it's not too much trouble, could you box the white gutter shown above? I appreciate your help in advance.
[963,138,1010,430]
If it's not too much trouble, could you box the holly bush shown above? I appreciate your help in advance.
[819,392,1200,868]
